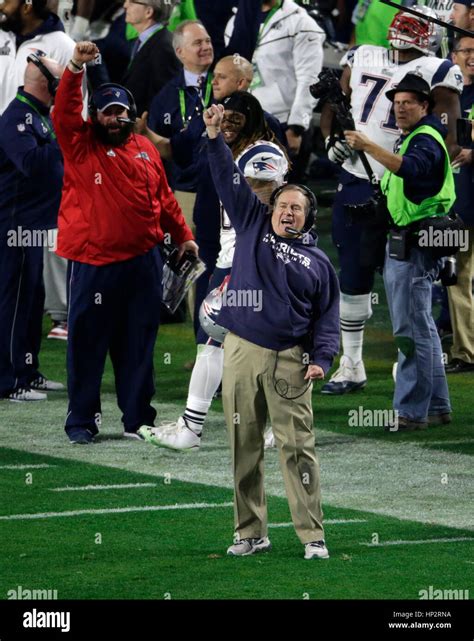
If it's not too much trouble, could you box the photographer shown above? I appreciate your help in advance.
[345,73,453,432]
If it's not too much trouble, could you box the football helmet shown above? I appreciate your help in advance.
[388,5,444,56]
[199,275,231,343]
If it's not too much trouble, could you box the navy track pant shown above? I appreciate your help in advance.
[0,224,44,397]
[65,247,163,435]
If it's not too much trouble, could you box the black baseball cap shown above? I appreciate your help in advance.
[386,73,435,108]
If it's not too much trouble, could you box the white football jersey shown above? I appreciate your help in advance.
[216,203,235,269]
[341,45,463,180]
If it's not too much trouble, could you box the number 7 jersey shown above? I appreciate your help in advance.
[341,44,463,181]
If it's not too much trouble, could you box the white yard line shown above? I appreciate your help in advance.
[0,501,234,521]
[0,464,53,470]
[1,397,473,531]
[50,483,157,492]
[269,519,367,528]
[360,537,474,547]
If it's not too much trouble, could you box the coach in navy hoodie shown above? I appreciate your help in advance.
[204,104,340,560]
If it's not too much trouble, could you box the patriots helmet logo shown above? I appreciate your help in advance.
[252,156,277,174]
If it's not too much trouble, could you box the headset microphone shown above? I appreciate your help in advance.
[284,227,303,237]
[117,116,136,124]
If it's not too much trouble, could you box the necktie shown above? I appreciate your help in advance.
[131,38,140,60]
[197,75,205,99]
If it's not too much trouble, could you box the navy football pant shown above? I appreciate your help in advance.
[65,248,162,435]
[0,225,44,396]
[331,170,378,295]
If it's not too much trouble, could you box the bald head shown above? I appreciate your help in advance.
[212,55,254,101]
[24,57,64,105]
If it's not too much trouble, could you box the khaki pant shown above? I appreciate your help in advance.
[174,191,197,320]
[222,332,324,544]
[447,228,474,363]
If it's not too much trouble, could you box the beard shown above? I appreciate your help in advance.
[0,8,23,33]
[92,120,134,147]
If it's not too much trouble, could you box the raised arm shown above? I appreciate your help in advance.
[204,104,267,233]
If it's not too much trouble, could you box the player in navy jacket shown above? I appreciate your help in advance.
[202,103,340,560]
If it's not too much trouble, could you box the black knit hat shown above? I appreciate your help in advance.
[386,73,435,108]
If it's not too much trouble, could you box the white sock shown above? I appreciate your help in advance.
[183,344,224,434]
[340,293,372,365]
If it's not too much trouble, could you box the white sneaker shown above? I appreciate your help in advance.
[138,416,201,451]
[8,388,47,402]
[264,427,276,449]
[304,540,330,560]
[227,537,272,556]
[321,355,367,395]
[30,376,65,391]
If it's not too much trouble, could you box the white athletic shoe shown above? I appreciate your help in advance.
[227,537,272,556]
[264,427,276,449]
[321,355,367,395]
[8,387,47,402]
[304,540,330,560]
[138,416,201,452]
[30,376,65,391]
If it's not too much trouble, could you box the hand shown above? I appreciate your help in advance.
[286,129,303,155]
[344,130,371,152]
[176,240,199,261]
[304,364,325,381]
[72,41,100,65]
[325,135,353,164]
[203,103,224,138]
[134,111,149,136]
[451,148,472,169]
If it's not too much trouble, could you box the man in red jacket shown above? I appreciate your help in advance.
[52,41,197,444]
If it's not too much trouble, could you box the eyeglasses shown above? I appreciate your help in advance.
[454,48,474,55]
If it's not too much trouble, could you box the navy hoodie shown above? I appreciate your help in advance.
[207,134,340,373]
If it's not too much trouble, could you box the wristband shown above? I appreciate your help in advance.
[69,59,83,71]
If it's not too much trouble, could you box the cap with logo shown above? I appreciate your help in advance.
[92,85,131,113]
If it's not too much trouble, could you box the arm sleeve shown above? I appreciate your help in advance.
[310,259,341,374]
[207,134,267,233]
[288,22,325,129]
[396,135,444,180]
[51,67,89,163]
[0,115,62,178]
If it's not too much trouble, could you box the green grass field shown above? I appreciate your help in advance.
[0,204,473,604]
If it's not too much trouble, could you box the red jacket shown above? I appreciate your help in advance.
[52,68,193,266]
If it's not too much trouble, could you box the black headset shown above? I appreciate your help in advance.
[269,183,318,233]
[26,53,60,97]
[88,83,137,122]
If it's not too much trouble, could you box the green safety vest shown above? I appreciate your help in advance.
[354,0,403,47]
[380,124,456,227]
